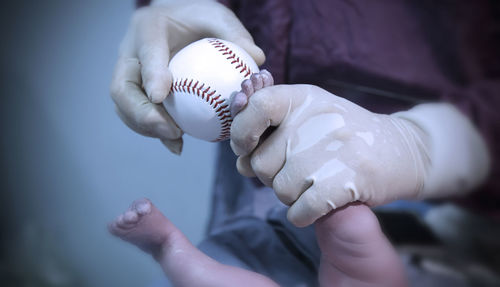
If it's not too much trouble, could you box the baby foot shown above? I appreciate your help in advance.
[108,198,182,260]
[230,69,274,117]
[109,199,279,287]
[315,203,408,287]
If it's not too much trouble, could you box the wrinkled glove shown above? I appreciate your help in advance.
[110,0,265,154]
[231,85,490,227]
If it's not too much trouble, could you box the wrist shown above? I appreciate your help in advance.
[393,103,490,198]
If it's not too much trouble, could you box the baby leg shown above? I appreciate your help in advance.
[109,198,278,287]
[315,203,408,287]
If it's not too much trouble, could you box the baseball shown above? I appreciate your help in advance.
[164,38,259,142]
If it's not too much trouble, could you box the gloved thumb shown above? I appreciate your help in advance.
[161,137,183,155]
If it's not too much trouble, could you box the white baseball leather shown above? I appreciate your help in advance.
[164,38,259,142]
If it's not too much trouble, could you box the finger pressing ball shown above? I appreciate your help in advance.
[164,38,259,142]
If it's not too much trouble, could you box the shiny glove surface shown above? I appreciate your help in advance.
[110,0,265,153]
[230,84,431,227]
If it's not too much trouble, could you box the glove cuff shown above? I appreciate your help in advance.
[393,103,490,198]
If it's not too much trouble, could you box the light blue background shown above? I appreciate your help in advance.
[1,1,216,286]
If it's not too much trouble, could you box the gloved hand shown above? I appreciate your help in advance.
[231,84,490,227]
[110,0,265,154]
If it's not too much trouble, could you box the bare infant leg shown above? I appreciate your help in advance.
[315,203,408,287]
[109,198,278,287]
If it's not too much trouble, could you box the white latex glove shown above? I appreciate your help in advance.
[231,85,490,227]
[110,0,265,154]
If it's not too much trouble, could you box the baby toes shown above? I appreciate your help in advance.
[231,70,275,117]
[251,73,264,90]
[260,69,274,87]
[241,78,254,96]
[108,215,130,237]
[123,210,139,224]
[230,92,249,117]
[131,198,152,216]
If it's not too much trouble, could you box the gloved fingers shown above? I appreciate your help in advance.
[160,138,183,155]
[111,58,182,141]
[134,13,173,104]
[114,102,182,141]
[272,158,312,206]
[286,184,333,227]
[231,85,299,156]
[236,156,256,177]
[287,180,355,228]
[249,128,288,186]
[201,4,265,66]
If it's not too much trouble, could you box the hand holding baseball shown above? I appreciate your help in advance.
[110,0,265,153]
[164,38,259,142]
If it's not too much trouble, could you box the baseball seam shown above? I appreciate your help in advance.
[171,78,232,141]
[208,38,252,77]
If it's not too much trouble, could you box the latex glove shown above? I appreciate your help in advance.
[231,85,490,227]
[110,0,265,154]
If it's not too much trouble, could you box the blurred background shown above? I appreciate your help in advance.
[0,1,216,286]
[2,1,500,287]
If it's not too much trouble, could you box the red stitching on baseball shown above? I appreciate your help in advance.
[171,78,232,141]
[210,94,221,105]
[215,105,225,113]
[219,114,231,121]
[208,38,252,77]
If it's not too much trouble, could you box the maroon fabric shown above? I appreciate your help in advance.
[137,0,500,218]
[136,0,150,8]
[223,0,500,219]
